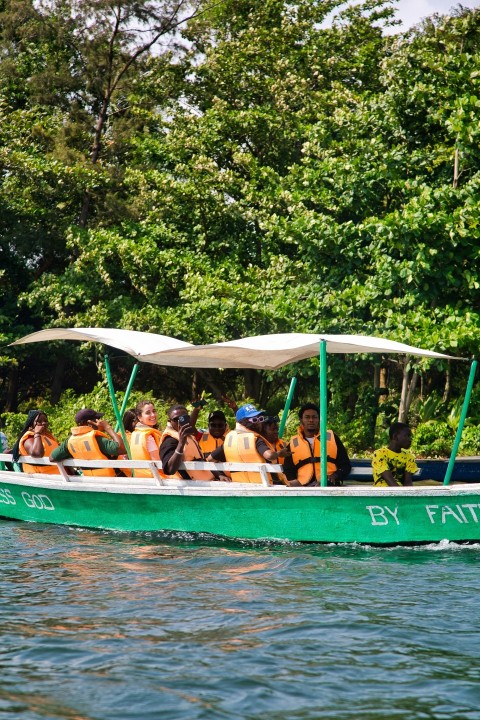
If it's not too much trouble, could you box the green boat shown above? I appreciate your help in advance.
[0,329,477,545]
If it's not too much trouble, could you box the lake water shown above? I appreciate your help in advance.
[1,520,480,720]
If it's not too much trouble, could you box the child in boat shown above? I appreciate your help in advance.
[372,422,418,487]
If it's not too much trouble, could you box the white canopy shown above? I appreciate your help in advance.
[10,327,193,359]
[10,328,458,369]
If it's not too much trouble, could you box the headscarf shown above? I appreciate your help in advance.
[11,410,43,462]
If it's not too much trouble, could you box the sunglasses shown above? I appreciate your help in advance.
[209,422,226,428]
[265,416,280,424]
[248,415,266,424]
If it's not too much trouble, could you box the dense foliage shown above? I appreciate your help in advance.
[1,0,479,454]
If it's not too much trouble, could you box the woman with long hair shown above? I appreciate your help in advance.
[11,410,60,474]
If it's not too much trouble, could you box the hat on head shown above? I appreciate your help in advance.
[75,408,103,425]
[208,410,226,422]
[235,404,265,422]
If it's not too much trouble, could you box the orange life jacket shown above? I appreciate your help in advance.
[67,426,116,477]
[223,429,269,484]
[19,431,60,475]
[161,426,214,481]
[198,432,226,455]
[264,437,289,486]
[289,429,337,485]
[130,426,165,478]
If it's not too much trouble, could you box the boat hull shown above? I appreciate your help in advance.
[2,472,480,544]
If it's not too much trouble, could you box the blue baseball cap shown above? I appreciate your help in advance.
[235,404,266,422]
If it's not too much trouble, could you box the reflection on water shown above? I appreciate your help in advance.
[1,521,480,720]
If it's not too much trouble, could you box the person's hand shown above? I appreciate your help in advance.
[276,447,292,459]
[192,398,207,409]
[222,395,238,412]
[178,423,194,444]
[95,419,111,432]
[33,422,45,435]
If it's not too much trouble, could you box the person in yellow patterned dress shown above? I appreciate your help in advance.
[372,422,418,487]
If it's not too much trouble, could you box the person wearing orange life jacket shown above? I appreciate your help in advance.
[207,404,291,484]
[198,410,229,455]
[283,403,351,487]
[261,415,290,486]
[160,405,215,481]
[50,408,126,477]
[12,410,60,475]
[129,399,165,478]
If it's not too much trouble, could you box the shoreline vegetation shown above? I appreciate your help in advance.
[1,1,479,457]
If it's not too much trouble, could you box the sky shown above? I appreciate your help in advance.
[393,0,479,31]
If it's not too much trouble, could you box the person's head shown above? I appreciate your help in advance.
[262,415,280,444]
[135,400,157,428]
[30,411,49,431]
[389,422,413,449]
[75,408,103,427]
[235,403,267,430]
[123,408,137,433]
[11,409,47,462]
[208,410,227,439]
[167,404,192,432]
[298,403,320,434]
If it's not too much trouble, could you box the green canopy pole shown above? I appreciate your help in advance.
[443,359,477,486]
[104,354,132,459]
[319,339,328,487]
[278,376,297,439]
[115,362,140,432]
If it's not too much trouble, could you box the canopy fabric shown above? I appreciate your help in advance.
[10,327,193,359]
[140,333,457,369]
[11,328,458,369]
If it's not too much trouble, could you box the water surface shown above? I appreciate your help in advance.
[1,520,480,719]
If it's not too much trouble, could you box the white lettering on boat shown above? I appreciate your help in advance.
[0,487,16,505]
[366,505,400,525]
[21,491,55,511]
[425,504,480,524]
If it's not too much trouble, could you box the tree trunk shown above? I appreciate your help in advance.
[443,361,451,403]
[398,359,419,423]
[5,365,19,412]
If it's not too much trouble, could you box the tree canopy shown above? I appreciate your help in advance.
[1,0,479,450]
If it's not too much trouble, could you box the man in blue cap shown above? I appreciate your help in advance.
[207,403,290,484]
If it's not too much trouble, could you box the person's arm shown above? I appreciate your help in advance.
[328,433,351,483]
[256,438,292,463]
[206,445,227,463]
[282,444,297,481]
[96,420,126,455]
[49,441,72,462]
[23,421,47,457]
[161,425,193,476]
[403,472,414,486]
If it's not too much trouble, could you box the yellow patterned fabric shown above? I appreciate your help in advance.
[372,447,418,486]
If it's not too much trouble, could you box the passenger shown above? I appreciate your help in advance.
[207,404,291,484]
[0,429,8,452]
[198,410,229,454]
[129,400,164,478]
[261,415,290,485]
[50,408,126,477]
[283,403,351,487]
[372,422,418,487]
[160,405,215,481]
[11,410,60,474]
[123,408,137,439]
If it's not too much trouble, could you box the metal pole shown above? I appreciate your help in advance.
[104,354,132,459]
[278,376,297,439]
[319,340,328,487]
[115,362,140,432]
[443,359,477,485]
